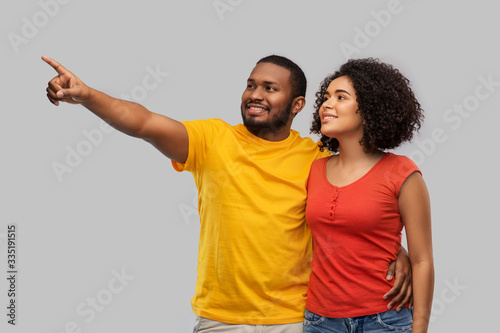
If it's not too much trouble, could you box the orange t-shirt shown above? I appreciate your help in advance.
[305,153,420,318]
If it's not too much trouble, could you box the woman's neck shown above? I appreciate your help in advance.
[336,139,384,168]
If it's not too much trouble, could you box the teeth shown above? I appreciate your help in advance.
[250,107,266,111]
[323,116,337,119]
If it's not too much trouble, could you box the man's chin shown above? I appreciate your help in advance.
[243,113,267,126]
[243,117,270,129]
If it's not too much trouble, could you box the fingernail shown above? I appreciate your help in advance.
[57,91,64,97]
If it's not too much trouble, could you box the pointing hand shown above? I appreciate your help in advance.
[42,56,91,106]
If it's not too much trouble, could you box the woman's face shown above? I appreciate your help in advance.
[319,75,363,139]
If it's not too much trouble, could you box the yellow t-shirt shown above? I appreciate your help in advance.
[172,119,330,325]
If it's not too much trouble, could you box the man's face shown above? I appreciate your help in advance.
[241,62,294,137]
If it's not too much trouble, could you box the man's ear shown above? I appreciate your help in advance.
[291,96,306,117]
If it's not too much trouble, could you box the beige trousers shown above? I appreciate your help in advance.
[193,316,304,333]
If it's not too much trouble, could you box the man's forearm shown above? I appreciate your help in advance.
[43,56,189,162]
[82,88,152,138]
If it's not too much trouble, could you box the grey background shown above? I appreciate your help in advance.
[1,0,498,332]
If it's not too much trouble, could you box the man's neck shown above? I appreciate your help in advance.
[246,126,291,142]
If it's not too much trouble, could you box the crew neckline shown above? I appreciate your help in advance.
[235,123,296,146]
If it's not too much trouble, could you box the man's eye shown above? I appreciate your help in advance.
[267,86,276,91]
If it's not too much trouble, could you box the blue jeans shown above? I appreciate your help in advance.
[303,308,413,332]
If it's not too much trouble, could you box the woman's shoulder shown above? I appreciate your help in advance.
[380,153,421,182]
[383,152,418,167]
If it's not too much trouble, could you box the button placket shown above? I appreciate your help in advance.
[330,187,339,221]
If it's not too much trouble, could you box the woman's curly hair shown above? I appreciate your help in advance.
[311,58,424,153]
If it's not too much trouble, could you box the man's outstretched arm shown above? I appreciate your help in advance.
[42,56,188,163]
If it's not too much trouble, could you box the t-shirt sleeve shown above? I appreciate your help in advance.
[388,155,422,197]
[307,157,326,192]
[171,118,224,173]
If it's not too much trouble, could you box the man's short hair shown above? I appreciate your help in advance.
[257,55,307,100]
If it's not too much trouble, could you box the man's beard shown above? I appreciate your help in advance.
[241,99,293,137]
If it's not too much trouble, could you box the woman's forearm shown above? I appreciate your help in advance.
[410,260,434,333]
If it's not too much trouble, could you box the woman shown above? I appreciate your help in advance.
[304,58,434,332]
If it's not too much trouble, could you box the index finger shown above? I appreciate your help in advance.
[384,273,404,299]
[41,55,70,75]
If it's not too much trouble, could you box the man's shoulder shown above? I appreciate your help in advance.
[180,118,235,138]
[290,129,317,145]
[182,118,230,128]
[290,130,330,155]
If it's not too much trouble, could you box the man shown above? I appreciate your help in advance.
[43,55,412,333]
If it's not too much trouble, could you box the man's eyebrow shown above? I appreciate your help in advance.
[264,80,279,86]
[247,78,280,86]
